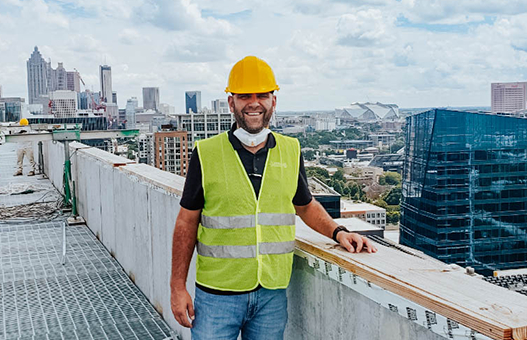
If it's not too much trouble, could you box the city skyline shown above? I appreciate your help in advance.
[2,1,527,111]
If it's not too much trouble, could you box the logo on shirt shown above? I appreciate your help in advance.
[271,162,288,168]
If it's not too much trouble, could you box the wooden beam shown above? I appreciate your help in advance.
[295,224,527,340]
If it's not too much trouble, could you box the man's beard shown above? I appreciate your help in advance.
[233,103,273,134]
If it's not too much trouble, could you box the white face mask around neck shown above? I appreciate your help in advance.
[233,127,271,147]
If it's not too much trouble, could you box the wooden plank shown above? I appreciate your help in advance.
[295,224,527,340]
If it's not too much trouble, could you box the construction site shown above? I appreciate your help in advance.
[1,131,527,340]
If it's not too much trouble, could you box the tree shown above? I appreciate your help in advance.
[306,167,329,179]
[383,186,402,205]
[328,179,344,194]
[346,181,364,200]
[386,211,400,224]
[333,169,345,181]
[304,150,316,161]
[379,172,401,186]
[373,199,388,209]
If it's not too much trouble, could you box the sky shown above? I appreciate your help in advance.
[2,0,527,112]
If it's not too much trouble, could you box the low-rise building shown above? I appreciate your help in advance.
[340,201,386,229]
[170,112,234,151]
[369,133,396,148]
[49,90,77,118]
[343,165,384,185]
[369,153,404,173]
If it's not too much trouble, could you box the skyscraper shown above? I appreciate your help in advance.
[401,109,527,275]
[491,82,527,114]
[66,71,81,92]
[126,97,138,129]
[50,62,68,91]
[99,65,112,103]
[112,91,118,105]
[27,46,50,104]
[143,87,159,111]
[211,99,229,113]
[185,91,201,113]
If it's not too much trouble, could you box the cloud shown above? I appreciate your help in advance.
[135,0,233,36]
[336,9,395,46]
[292,0,391,16]
[164,36,228,63]
[118,29,146,45]
[289,30,330,59]
[5,0,527,110]
[52,0,143,19]
[392,44,414,67]
[0,36,11,52]
[66,35,104,54]
[400,0,527,24]
[20,0,69,28]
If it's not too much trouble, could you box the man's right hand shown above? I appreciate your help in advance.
[171,287,195,328]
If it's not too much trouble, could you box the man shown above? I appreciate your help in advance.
[14,118,36,177]
[171,56,377,339]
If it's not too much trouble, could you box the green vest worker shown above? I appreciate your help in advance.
[170,56,378,340]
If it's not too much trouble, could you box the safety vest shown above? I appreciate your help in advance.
[195,131,300,292]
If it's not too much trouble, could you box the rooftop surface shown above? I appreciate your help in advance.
[0,143,173,339]
[340,201,386,212]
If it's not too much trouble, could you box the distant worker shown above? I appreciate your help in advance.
[170,56,377,339]
[14,118,36,177]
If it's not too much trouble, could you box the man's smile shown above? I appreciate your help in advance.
[243,112,263,116]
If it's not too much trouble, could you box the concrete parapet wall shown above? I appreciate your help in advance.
[41,141,446,340]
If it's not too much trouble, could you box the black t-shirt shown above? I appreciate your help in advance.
[180,125,312,295]
[180,126,312,210]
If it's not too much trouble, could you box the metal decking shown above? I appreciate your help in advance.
[0,143,173,339]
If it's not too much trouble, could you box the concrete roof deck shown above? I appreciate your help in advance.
[0,143,173,339]
[20,139,527,340]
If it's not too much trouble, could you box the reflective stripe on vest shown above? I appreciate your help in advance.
[197,241,295,258]
[201,214,255,229]
[258,213,296,226]
[260,241,295,255]
[201,213,295,229]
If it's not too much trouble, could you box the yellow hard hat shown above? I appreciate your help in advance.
[225,56,280,94]
[19,118,29,126]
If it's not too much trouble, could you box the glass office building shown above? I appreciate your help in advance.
[185,91,201,114]
[28,117,108,131]
[401,109,527,275]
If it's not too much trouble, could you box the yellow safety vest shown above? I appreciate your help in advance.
[195,131,300,291]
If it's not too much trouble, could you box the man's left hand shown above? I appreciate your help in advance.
[336,232,378,253]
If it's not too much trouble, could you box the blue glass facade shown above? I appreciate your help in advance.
[27,117,107,131]
[185,91,201,114]
[1,102,22,123]
[401,109,527,274]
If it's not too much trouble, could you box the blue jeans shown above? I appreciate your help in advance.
[191,286,288,340]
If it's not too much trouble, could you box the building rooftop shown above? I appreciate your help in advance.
[0,143,173,339]
[3,135,527,340]
[307,176,340,196]
[340,201,386,213]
